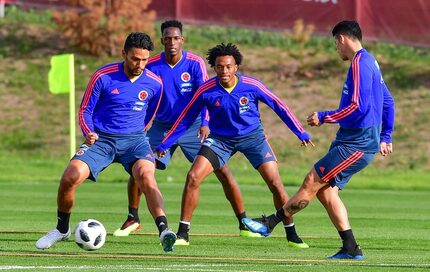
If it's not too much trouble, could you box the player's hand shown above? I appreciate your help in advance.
[197,126,210,142]
[380,142,393,156]
[301,139,315,147]
[155,148,168,158]
[85,132,99,146]
[307,112,321,127]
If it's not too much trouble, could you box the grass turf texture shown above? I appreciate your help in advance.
[1,178,429,271]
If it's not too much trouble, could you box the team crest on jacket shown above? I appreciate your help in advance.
[239,96,249,105]
[239,96,250,114]
[138,91,149,101]
[181,72,191,82]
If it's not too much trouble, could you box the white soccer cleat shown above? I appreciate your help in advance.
[35,229,71,249]
[159,228,177,252]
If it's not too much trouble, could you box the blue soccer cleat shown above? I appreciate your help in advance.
[328,245,364,260]
[242,217,272,237]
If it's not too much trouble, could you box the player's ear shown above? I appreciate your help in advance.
[121,50,126,60]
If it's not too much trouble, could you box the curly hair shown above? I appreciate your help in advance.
[161,20,183,35]
[206,43,243,67]
[124,32,154,52]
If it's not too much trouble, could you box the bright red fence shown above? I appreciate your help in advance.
[149,0,430,47]
[7,0,430,47]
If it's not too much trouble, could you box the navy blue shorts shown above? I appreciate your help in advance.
[147,118,203,170]
[72,131,154,181]
[314,143,375,190]
[201,125,276,169]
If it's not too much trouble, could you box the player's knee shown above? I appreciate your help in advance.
[186,170,202,189]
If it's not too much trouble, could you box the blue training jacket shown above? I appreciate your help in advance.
[78,62,163,136]
[317,48,395,152]
[157,74,310,152]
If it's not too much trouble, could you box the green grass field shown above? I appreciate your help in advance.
[1,6,429,272]
[1,167,429,271]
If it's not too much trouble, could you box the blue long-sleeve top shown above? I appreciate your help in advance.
[317,49,395,149]
[157,74,310,152]
[146,50,209,126]
[78,62,163,136]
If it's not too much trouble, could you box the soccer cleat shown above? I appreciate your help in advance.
[288,240,310,249]
[113,219,141,237]
[239,223,263,238]
[160,228,177,252]
[242,216,273,237]
[35,228,71,249]
[174,234,190,246]
[328,245,364,260]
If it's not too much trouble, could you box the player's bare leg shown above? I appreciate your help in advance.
[132,159,176,251]
[256,161,308,247]
[316,183,361,258]
[35,159,89,249]
[114,177,142,236]
[176,155,214,245]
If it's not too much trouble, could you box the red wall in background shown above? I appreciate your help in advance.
[149,0,430,47]
[8,0,430,47]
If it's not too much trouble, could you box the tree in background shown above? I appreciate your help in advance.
[52,0,156,56]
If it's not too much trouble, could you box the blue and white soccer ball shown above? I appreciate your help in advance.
[74,219,106,251]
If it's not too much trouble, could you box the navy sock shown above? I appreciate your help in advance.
[339,229,357,252]
[56,210,70,234]
[155,216,168,235]
[285,224,303,243]
[237,212,247,228]
[128,206,139,222]
[178,222,190,239]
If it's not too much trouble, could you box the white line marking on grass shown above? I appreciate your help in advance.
[0,230,320,239]
[0,264,263,271]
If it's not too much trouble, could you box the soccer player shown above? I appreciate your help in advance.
[243,20,395,260]
[155,43,313,248]
[113,20,254,241]
[35,32,177,252]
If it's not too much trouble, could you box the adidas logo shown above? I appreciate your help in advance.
[214,101,221,107]
[265,152,272,158]
[319,166,325,174]
[111,88,120,94]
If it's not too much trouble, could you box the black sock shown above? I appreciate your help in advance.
[56,210,70,234]
[338,229,357,252]
[237,212,247,229]
[177,222,190,239]
[128,207,139,222]
[155,216,168,235]
[285,224,303,243]
[265,208,287,230]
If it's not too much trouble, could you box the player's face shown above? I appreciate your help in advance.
[161,27,184,57]
[122,47,150,77]
[335,35,348,61]
[214,55,238,88]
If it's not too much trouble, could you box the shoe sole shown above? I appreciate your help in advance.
[113,223,141,237]
[288,241,310,249]
[240,230,263,238]
[328,255,365,260]
[174,239,190,246]
[162,232,177,252]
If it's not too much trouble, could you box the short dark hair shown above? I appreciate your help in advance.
[206,43,243,67]
[332,20,362,41]
[124,32,154,52]
[161,20,183,35]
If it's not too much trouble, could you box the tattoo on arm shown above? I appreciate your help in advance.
[286,200,309,215]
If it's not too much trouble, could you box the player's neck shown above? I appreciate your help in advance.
[349,43,363,61]
[165,51,183,66]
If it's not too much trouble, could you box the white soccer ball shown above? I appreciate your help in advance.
[74,219,106,251]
